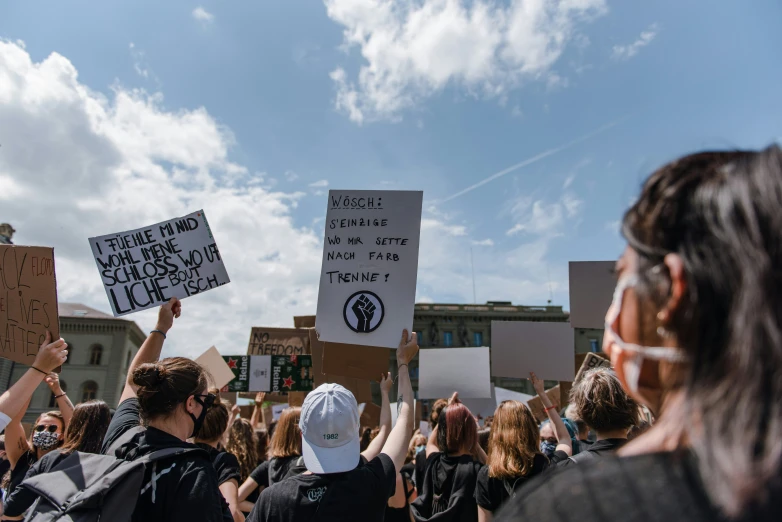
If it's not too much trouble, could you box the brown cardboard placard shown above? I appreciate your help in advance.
[288,391,307,407]
[568,261,616,329]
[294,315,316,328]
[574,352,611,384]
[309,328,327,386]
[491,321,575,382]
[527,385,562,423]
[195,346,236,389]
[559,381,573,407]
[360,402,381,428]
[247,327,310,356]
[322,342,391,381]
[308,328,373,402]
[0,245,60,366]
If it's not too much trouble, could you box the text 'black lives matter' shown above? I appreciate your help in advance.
[88,210,231,317]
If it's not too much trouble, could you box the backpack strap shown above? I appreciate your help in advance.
[106,426,146,457]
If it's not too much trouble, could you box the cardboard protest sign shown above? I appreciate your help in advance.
[360,402,381,428]
[309,328,372,402]
[294,315,316,328]
[288,392,307,407]
[195,346,236,389]
[574,352,612,383]
[418,348,492,399]
[247,327,310,356]
[309,328,326,386]
[221,355,313,393]
[315,190,423,349]
[491,321,575,382]
[527,385,562,423]
[568,261,615,329]
[0,246,60,365]
[322,342,391,381]
[89,210,229,316]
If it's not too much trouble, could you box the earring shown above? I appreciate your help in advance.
[656,311,675,339]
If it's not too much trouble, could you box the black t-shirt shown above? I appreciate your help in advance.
[250,460,271,489]
[3,450,70,517]
[474,453,549,513]
[414,450,427,493]
[248,453,397,522]
[197,443,242,486]
[7,450,36,498]
[558,438,626,466]
[103,398,232,522]
[411,452,483,522]
[495,451,782,522]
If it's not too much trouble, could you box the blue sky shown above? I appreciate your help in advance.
[2,0,781,355]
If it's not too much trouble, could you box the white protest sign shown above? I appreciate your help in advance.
[271,404,287,421]
[419,421,432,438]
[89,210,229,316]
[315,191,423,349]
[491,321,575,382]
[417,347,492,399]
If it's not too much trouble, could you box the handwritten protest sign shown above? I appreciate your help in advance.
[568,261,615,329]
[574,352,611,383]
[89,210,229,316]
[418,348,492,399]
[221,355,313,393]
[247,327,310,356]
[315,190,423,349]
[0,246,60,365]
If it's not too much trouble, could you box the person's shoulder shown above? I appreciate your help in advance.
[477,465,490,481]
[497,453,689,521]
[219,450,241,468]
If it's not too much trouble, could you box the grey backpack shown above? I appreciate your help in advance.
[20,447,200,522]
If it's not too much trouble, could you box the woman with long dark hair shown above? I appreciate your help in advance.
[497,147,782,521]
[412,394,486,522]
[100,298,230,522]
[2,401,111,518]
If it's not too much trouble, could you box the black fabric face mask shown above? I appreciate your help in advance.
[190,393,216,438]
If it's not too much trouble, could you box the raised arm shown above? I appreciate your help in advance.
[381,330,419,473]
[44,373,74,427]
[118,298,181,404]
[0,332,68,435]
[530,372,572,456]
[250,392,266,430]
[361,372,392,461]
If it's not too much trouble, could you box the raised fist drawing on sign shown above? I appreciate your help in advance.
[352,293,376,332]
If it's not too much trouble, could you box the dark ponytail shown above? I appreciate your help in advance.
[132,357,208,422]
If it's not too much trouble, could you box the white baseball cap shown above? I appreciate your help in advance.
[300,383,361,474]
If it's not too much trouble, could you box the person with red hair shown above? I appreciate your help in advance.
[411,393,486,522]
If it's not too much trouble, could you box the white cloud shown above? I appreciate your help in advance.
[511,105,523,118]
[612,23,658,60]
[192,6,214,23]
[309,179,329,188]
[506,190,583,236]
[324,0,607,123]
[0,40,322,358]
[472,239,494,247]
[284,170,299,182]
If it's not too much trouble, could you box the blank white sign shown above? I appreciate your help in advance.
[491,321,575,382]
[417,347,492,399]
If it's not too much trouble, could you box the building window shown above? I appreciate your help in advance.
[443,332,453,347]
[473,332,484,347]
[589,339,599,352]
[416,331,423,346]
[89,345,103,365]
[48,381,67,408]
[81,381,98,402]
[125,351,133,369]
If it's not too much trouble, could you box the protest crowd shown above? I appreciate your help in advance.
[1,146,781,522]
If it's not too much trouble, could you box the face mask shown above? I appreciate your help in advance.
[540,440,557,457]
[605,274,689,395]
[32,430,60,451]
[189,394,215,439]
[415,445,425,455]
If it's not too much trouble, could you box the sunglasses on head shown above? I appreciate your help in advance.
[193,393,217,408]
[35,424,58,433]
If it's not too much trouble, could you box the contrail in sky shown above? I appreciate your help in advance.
[439,116,629,203]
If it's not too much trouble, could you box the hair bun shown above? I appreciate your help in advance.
[132,363,167,388]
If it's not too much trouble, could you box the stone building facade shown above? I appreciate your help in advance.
[0,303,146,423]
